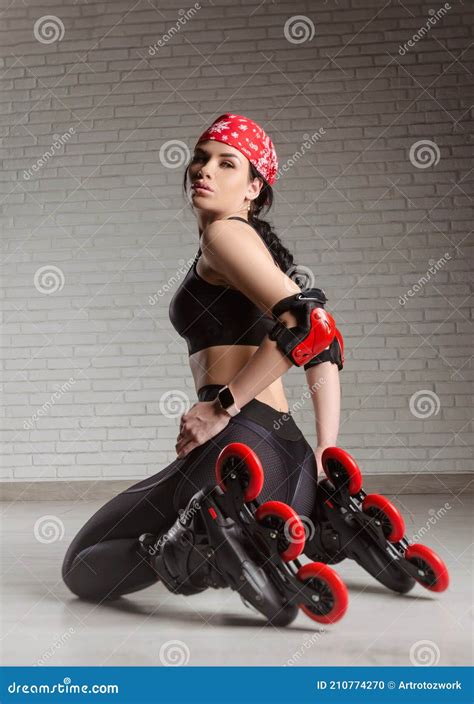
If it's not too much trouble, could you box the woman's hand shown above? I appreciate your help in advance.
[314,445,333,478]
[176,399,231,459]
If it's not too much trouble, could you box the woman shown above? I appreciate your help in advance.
[62,113,343,602]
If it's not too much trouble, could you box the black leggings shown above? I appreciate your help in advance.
[62,384,318,602]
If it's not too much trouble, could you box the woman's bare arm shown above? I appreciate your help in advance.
[305,361,341,474]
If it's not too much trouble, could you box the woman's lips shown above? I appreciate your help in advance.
[192,186,213,194]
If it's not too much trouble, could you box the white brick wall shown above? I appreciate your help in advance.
[1,0,472,482]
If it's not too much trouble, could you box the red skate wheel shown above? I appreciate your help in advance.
[405,543,449,592]
[296,562,348,624]
[321,447,362,495]
[362,494,405,542]
[255,501,306,562]
[215,442,264,502]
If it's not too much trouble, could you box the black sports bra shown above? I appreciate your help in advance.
[168,217,276,356]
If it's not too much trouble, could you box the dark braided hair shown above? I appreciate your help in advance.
[246,162,296,274]
[182,160,299,279]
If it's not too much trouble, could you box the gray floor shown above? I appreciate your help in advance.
[1,494,472,667]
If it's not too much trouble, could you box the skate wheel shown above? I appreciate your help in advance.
[255,501,306,562]
[296,562,348,624]
[215,442,264,502]
[405,543,449,592]
[362,494,405,542]
[321,447,362,495]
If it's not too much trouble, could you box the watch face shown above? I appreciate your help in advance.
[218,387,234,408]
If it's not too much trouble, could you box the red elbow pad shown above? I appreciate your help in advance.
[290,309,336,366]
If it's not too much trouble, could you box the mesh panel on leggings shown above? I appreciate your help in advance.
[290,449,318,518]
[174,422,294,511]
[234,416,318,519]
[173,419,317,519]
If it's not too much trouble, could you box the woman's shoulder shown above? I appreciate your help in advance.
[204,216,275,266]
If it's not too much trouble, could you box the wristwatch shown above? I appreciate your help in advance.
[216,385,241,417]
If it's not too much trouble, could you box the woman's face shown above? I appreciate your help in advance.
[188,140,262,216]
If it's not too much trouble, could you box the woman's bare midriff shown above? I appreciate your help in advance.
[189,344,290,413]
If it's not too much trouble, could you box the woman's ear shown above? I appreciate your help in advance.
[248,176,263,200]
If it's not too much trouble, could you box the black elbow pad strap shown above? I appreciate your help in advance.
[271,287,328,317]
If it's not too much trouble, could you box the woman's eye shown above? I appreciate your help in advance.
[191,156,233,167]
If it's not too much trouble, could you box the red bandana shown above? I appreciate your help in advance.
[195,113,278,185]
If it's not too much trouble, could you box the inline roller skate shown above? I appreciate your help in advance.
[304,447,450,594]
[139,442,348,627]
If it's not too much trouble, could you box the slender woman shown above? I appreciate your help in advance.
[62,113,344,602]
